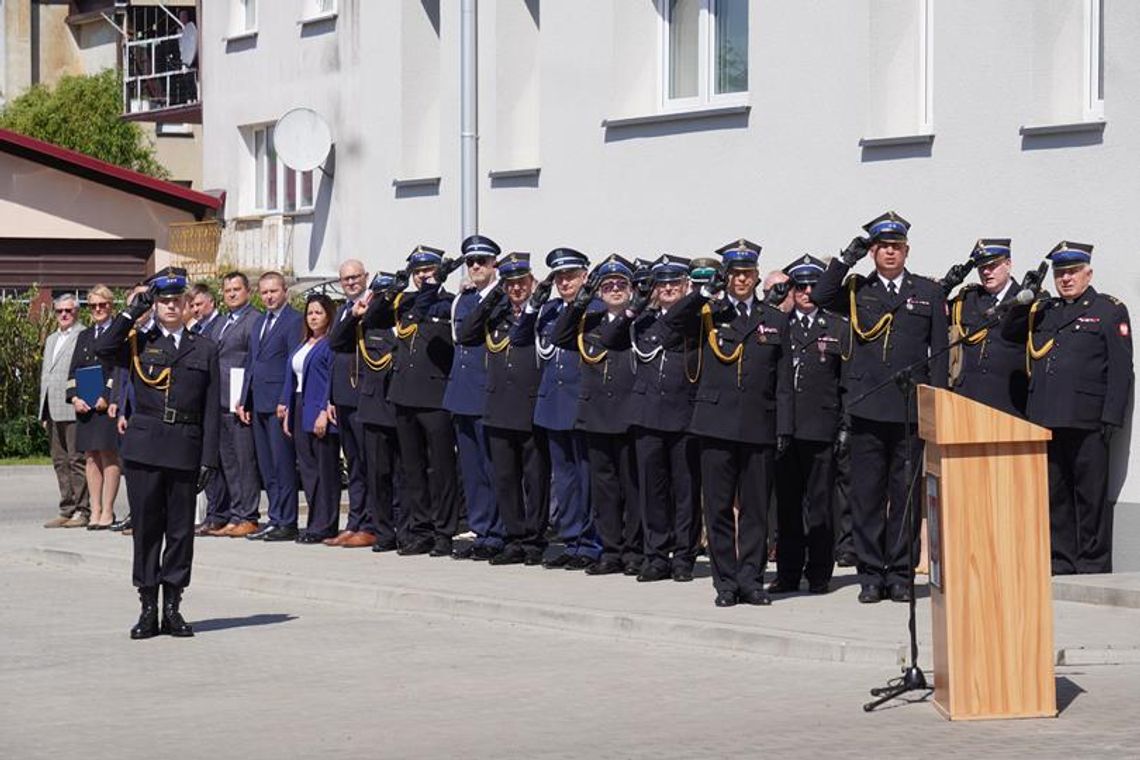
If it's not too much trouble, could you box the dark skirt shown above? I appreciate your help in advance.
[75,409,118,452]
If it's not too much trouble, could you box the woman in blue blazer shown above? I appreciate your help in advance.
[279,294,341,543]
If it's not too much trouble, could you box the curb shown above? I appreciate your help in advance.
[19,545,906,666]
[1052,578,1140,610]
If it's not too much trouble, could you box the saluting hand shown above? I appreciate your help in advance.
[126,286,155,320]
[840,236,870,266]
[528,275,554,310]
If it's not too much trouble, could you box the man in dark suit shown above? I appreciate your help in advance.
[443,235,506,560]
[812,212,949,603]
[671,240,793,607]
[771,255,849,595]
[331,272,404,553]
[188,282,228,534]
[207,272,262,538]
[1006,242,1132,574]
[237,271,303,542]
[95,267,220,639]
[945,239,1028,417]
[323,259,373,548]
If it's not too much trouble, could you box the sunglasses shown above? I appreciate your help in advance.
[88,302,111,309]
[55,307,75,314]
[600,281,630,294]
[792,284,813,292]
[467,256,494,267]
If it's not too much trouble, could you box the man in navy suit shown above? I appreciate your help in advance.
[237,271,303,542]
[188,283,228,535]
[443,235,506,560]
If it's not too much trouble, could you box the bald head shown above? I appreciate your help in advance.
[339,259,367,299]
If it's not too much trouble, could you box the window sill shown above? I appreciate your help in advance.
[1018,120,1105,137]
[223,30,258,43]
[601,104,750,129]
[230,210,313,223]
[392,176,441,189]
[859,133,935,148]
[299,11,337,26]
[488,167,541,180]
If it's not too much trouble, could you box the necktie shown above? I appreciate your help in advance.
[736,302,748,318]
[219,313,236,338]
[801,315,810,331]
[260,311,276,342]
[94,325,103,341]
[191,321,203,335]
[887,281,898,297]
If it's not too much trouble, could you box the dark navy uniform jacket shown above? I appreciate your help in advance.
[671,292,793,445]
[786,309,849,442]
[328,301,363,409]
[240,305,303,414]
[532,300,582,431]
[455,289,541,432]
[385,283,455,410]
[550,300,636,436]
[949,280,1028,418]
[812,261,949,423]
[66,325,117,405]
[328,302,399,428]
[442,286,494,416]
[95,313,220,472]
[1005,287,1133,430]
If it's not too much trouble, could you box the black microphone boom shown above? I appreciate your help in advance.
[983,287,1036,319]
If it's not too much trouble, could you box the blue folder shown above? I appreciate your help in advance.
[75,365,105,406]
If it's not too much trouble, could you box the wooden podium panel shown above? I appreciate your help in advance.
[919,386,1056,721]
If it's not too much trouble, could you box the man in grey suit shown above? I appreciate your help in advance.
[41,294,90,527]
[205,272,263,537]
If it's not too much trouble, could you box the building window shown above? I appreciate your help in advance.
[252,125,314,213]
[662,0,748,107]
[313,0,337,15]
[235,0,257,34]
[1084,0,1104,119]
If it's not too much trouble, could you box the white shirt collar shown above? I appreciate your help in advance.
[878,271,905,291]
[991,280,1014,302]
[478,279,498,298]
[159,323,185,346]
[728,293,753,314]
[795,307,818,323]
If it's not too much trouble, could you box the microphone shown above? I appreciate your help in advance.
[983,287,1035,319]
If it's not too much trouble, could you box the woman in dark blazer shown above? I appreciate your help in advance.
[279,294,340,543]
[66,284,121,530]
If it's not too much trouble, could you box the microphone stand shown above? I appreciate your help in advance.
[853,305,1012,712]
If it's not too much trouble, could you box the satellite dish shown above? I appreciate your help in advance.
[179,21,198,67]
[274,107,333,173]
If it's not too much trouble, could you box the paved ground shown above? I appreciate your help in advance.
[4,466,1140,758]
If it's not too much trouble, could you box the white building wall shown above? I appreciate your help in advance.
[201,1,1140,529]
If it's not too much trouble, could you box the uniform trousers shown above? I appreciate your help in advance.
[337,405,369,533]
[395,405,459,545]
[124,460,196,589]
[585,431,642,567]
[848,416,923,588]
[774,439,835,586]
[833,441,855,559]
[216,412,261,524]
[635,427,700,572]
[454,415,504,548]
[700,437,774,595]
[1048,427,1113,575]
[363,422,401,546]
[48,418,88,518]
[486,426,550,555]
[545,428,600,558]
[251,410,298,528]
[293,401,342,538]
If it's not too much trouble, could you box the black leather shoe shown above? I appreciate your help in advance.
[262,526,299,542]
[295,532,328,545]
[159,584,193,637]
[429,538,453,557]
[637,564,670,583]
[623,560,643,576]
[836,552,858,568]
[740,588,772,606]
[671,565,694,583]
[130,587,160,639]
[858,584,884,604]
[489,545,526,566]
[808,580,831,594]
[110,516,132,532]
[585,558,624,576]
[542,552,572,569]
[371,540,398,553]
[889,582,912,603]
[523,549,546,566]
[766,578,799,594]
[471,544,501,561]
[246,524,276,541]
[397,539,432,556]
[714,591,738,608]
[565,555,596,571]
[450,543,475,560]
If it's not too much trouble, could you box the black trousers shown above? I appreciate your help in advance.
[338,405,369,533]
[1048,427,1112,575]
[395,405,459,544]
[363,422,401,546]
[294,401,341,538]
[774,439,835,586]
[635,427,701,571]
[833,440,854,558]
[848,416,923,588]
[700,437,773,595]
[585,430,642,566]
[486,426,550,554]
[124,460,196,589]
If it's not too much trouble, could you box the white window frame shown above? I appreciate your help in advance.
[658,0,749,112]
[302,0,338,23]
[233,0,257,36]
[1083,0,1104,120]
[249,124,315,215]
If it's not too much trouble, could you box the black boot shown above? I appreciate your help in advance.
[160,584,194,637]
[130,587,160,640]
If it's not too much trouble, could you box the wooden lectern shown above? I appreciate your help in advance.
[917,385,1056,721]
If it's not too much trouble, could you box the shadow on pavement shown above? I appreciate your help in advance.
[193,613,298,633]
[1056,675,1086,715]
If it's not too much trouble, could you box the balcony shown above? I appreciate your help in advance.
[120,6,201,123]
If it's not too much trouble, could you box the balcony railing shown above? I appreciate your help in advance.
[123,31,198,115]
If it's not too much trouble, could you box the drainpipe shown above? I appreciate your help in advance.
[460,0,478,240]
